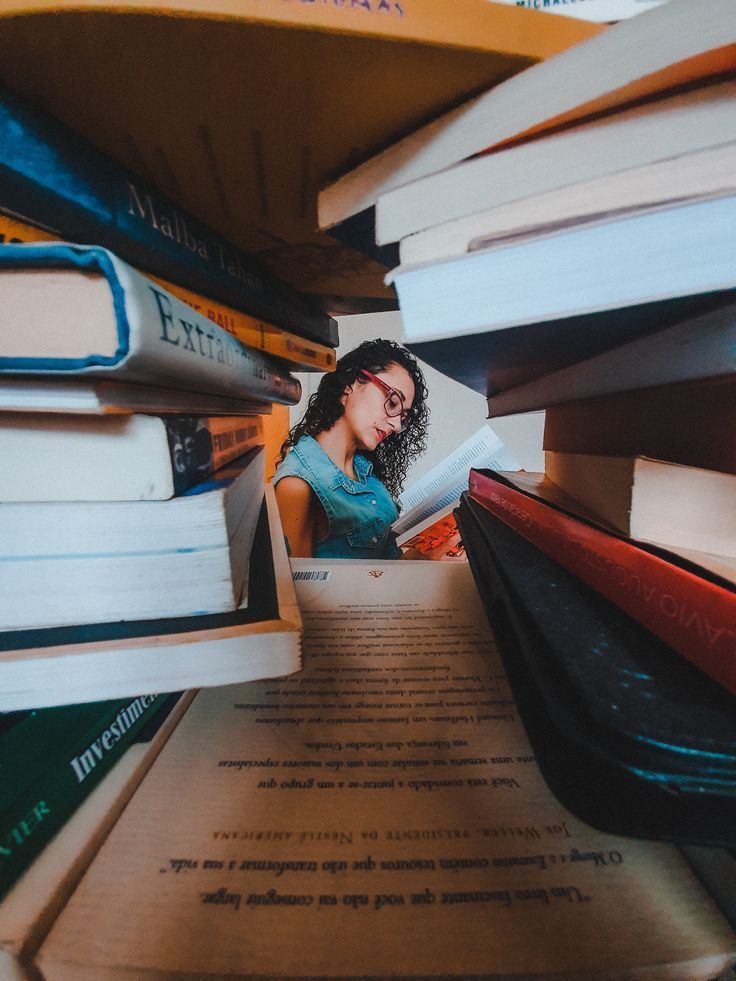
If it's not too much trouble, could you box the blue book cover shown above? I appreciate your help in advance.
[0,243,302,406]
[0,83,337,346]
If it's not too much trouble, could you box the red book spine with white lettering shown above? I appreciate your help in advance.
[467,469,736,695]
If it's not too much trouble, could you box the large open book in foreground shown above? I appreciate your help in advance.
[20,562,736,978]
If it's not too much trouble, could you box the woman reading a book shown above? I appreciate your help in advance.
[273,338,429,558]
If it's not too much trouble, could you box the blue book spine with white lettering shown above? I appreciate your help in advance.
[0,83,337,346]
[0,693,170,899]
[0,243,302,404]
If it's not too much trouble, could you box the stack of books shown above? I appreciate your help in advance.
[0,81,327,708]
[0,87,321,900]
[0,4,604,967]
[321,0,736,836]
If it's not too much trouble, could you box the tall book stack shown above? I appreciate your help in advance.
[322,0,736,841]
[0,85,323,903]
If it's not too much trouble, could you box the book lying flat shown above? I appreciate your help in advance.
[0,447,265,631]
[489,0,671,23]
[541,379,736,475]
[0,77,338,343]
[0,377,271,417]
[319,0,734,231]
[0,413,263,501]
[0,212,337,374]
[399,141,736,267]
[485,299,736,416]
[0,486,302,712]
[0,693,172,901]
[0,243,302,405]
[467,468,736,695]
[26,561,736,977]
[376,78,736,245]
[395,501,466,562]
[544,450,736,557]
[456,493,736,847]
[409,291,735,398]
[390,196,736,345]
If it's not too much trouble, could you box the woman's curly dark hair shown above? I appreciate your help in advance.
[277,338,429,504]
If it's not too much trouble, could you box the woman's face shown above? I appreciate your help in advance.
[341,362,416,453]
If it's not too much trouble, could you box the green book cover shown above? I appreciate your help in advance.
[0,692,170,899]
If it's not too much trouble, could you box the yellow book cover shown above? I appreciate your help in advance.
[0,1,599,307]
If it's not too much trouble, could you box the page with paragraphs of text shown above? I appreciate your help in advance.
[37,562,736,979]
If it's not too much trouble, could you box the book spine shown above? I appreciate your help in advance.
[147,275,337,373]
[164,415,263,495]
[0,244,303,406]
[0,86,338,346]
[0,693,168,899]
[467,469,736,695]
[0,212,337,373]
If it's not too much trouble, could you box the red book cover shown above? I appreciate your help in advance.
[468,468,736,695]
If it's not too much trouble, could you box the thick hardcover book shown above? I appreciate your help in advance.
[0,446,265,631]
[0,485,302,711]
[0,84,337,346]
[3,561,726,977]
[456,493,736,848]
[319,0,733,231]
[0,243,302,406]
[0,693,170,900]
[0,412,263,501]
[0,213,336,373]
[486,297,736,415]
[467,467,736,695]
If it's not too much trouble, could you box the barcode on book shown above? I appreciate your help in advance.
[292,570,332,582]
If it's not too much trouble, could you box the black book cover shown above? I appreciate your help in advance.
[455,493,736,847]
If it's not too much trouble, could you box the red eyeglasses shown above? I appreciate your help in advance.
[358,369,411,431]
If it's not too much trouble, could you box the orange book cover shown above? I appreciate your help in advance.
[0,1,598,306]
[399,510,467,561]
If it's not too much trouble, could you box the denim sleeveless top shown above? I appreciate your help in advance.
[272,435,402,559]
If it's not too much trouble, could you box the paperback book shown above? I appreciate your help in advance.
[0,486,302,711]
[0,447,265,630]
[0,243,303,406]
[0,413,263,501]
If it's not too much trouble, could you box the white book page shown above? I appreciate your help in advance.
[38,563,735,979]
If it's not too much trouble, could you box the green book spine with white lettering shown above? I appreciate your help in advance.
[0,693,169,899]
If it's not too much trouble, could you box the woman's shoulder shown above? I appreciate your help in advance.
[273,435,321,484]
